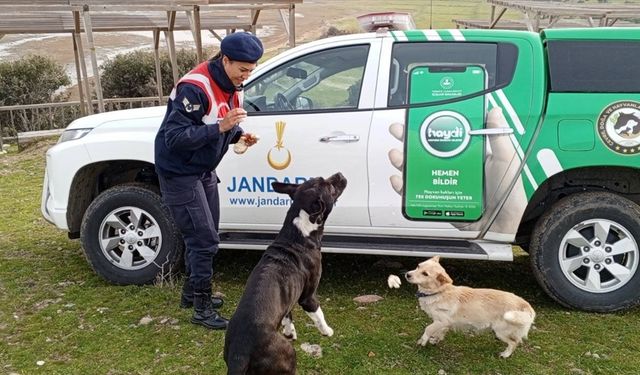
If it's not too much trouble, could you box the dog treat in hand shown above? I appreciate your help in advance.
[233,138,248,154]
[387,274,402,289]
[244,133,260,146]
[233,133,260,154]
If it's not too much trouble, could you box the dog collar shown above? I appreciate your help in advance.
[416,291,438,298]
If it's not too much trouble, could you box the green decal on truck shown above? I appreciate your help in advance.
[597,101,640,155]
[403,64,486,221]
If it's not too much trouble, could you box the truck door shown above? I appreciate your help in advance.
[218,39,382,229]
[368,31,538,240]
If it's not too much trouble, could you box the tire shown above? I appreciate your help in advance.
[80,185,183,285]
[530,192,640,312]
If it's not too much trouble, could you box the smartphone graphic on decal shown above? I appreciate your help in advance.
[402,64,487,221]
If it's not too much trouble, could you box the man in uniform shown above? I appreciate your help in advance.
[154,32,263,329]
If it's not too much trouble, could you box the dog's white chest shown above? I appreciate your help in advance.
[419,297,449,318]
[293,209,319,237]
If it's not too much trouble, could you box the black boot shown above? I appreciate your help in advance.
[180,279,223,309]
[191,290,228,330]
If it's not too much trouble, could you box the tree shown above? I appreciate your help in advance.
[101,50,157,98]
[0,55,71,136]
[101,48,206,99]
[160,49,202,95]
[0,55,70,106]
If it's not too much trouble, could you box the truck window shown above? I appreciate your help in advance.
[388,42,517,106]
[547,41,640,93]
[244,44,370,113]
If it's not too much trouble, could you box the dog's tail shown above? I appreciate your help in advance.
[504,310,535,325]
[503,309,535,339]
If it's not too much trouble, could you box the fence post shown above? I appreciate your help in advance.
[0,120,4,152]
[0,97,160,147]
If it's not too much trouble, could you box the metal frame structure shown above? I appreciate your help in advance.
[0,0,302,114]
[453,0,640,31]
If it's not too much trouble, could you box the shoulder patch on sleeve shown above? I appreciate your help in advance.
[182,97,201,113]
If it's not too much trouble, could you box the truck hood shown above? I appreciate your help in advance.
[66,106,167,130]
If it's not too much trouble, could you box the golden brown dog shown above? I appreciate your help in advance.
[404,256,535,358]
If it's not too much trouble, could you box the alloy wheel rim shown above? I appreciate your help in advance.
[98,206,163,270]
[558,218,638,293]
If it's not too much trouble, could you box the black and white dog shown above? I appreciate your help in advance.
[224,172,347,375]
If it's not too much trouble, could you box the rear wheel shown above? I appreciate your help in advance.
[80,185,183,285]
[530,192,640,312]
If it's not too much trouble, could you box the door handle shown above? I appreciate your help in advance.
[469,128,514,135]
[319,134,360,143]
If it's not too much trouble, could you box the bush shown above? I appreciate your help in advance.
[322,26,351,38]
[101,48,208,98]
[0,56,71,136]
[0,55,70,106]
[101,50,157,98]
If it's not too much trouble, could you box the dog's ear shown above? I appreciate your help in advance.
[326,172,347,199]
[431,256,441,263]
[272,181,298,198]
[436,272,453,285]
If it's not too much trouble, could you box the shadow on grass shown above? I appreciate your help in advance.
[215,248,558,310]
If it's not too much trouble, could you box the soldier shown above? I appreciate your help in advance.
[154,32,263,329]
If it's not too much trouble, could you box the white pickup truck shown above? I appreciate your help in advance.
[42,28,640,312]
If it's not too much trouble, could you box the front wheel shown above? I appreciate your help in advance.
[80,185,183,285]
[530,192,640,312]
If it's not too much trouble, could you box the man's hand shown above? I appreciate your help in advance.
[219,108,247,132]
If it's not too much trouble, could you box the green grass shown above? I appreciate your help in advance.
[319,0,495,33]
[301,0,637,37]
[2,140,640,375]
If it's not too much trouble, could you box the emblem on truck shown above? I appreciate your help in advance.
[598,101,640,155]
[420,110,470,158]
[439,76,454,90]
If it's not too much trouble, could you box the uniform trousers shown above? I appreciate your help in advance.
[158,171,220,291]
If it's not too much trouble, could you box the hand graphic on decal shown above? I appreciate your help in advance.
[387,107,527,233]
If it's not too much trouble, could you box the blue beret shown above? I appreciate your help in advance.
[220,32,264,63]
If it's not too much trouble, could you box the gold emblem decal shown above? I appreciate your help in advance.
[267,121,292,170]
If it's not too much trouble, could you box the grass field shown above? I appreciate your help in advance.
[2,139,640,375]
